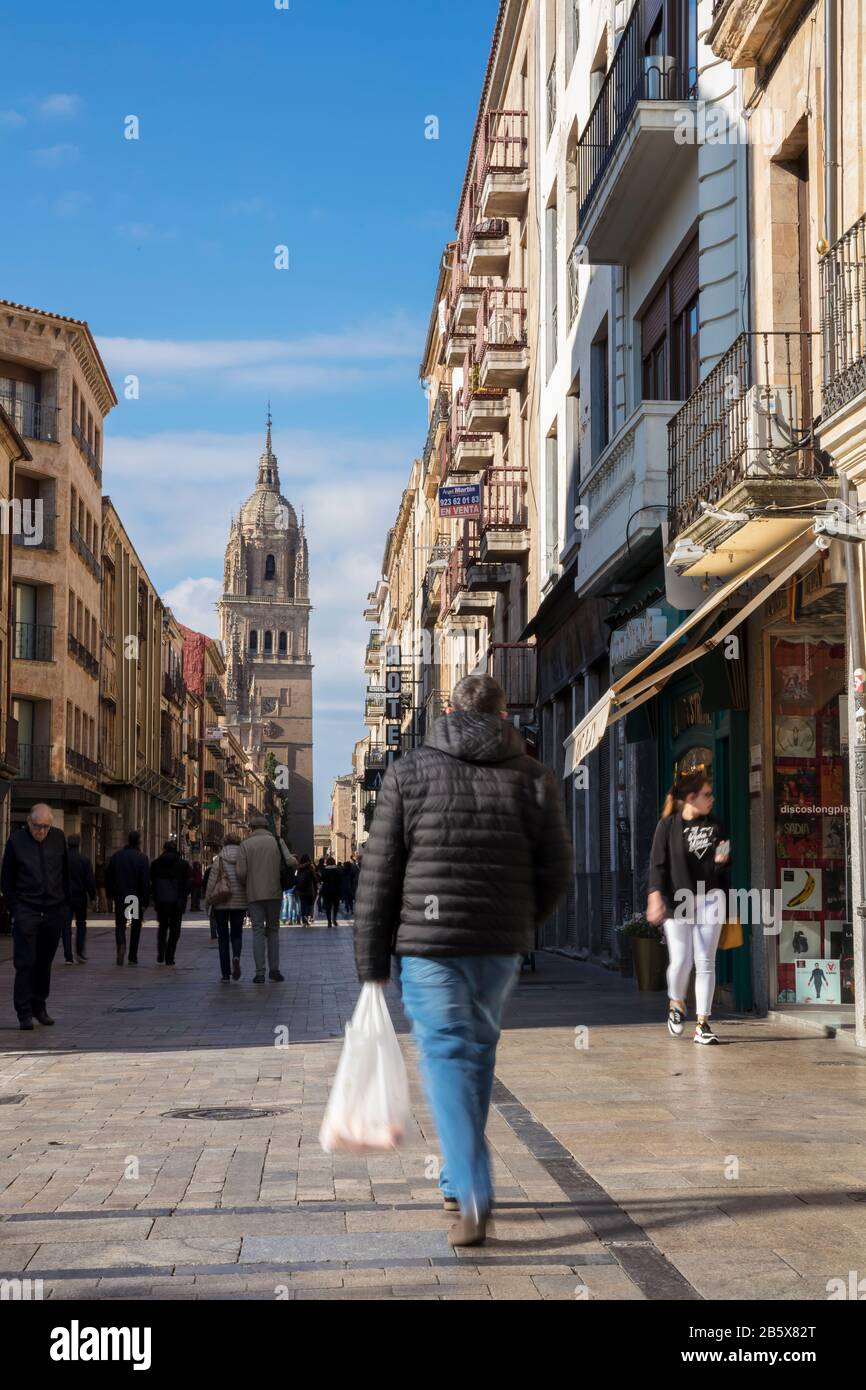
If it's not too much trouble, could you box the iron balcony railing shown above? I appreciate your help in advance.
[422,389,451,472]
[205,676,226,713]
[442,523,481,614]
[567,236,581,326]
[0,389,60,443]
[476,110,528,187]
[67,632,99,678]
[577,0,697,227]
[162,669,186,705]
[820,212,866,419]
[481,467,529,532]
[72,418,102,482]
[16,743,56,781]
[475,286,528,358]
[12,511,56,550]
[364,745,387,772]
[14,621,54,662]
[70,524,102,580]
[668,331,824,538]
[66,747,98,779]
[485,641,536,710]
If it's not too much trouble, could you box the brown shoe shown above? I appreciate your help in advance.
[447,1212,489,1247]
[442,1196,459,1213]
[232,958,241,980]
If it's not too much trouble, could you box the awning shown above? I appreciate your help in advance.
[563,531,820,776]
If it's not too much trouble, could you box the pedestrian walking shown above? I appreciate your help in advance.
[235,816,297,983]
[150,840,191,967]
[204,834,247,981]
[295,854,318,926]
[344,856,359,916]
[202,854,219,940]
[1,803,70,1030]
[64,833,96,963]
[188,860,204,912]
[105,831,150,966]
[647,770,731,1046]
[353,673,572,1246]
[320,857,343,928]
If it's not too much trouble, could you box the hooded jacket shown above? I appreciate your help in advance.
[353,712,573,981]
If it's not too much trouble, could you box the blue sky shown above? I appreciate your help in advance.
[1,0,499,818]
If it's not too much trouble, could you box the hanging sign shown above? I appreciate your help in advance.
[439,482,481,518]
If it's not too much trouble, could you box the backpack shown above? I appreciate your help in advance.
[210,854,232,907]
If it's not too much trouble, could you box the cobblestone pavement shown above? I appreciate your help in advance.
[1,914,866,1301]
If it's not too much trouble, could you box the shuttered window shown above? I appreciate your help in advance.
[672,237,699,316]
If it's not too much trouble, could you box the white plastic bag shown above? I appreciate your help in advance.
[319,984,411,1154]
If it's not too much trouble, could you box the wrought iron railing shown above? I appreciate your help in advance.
[162,669,186,705]
[668,331,824,538]
[205,676,226,712]
[422,389,451,473]
[820,212,866,418]
[0,389,60,443]
[14,621,54,662]
[577,0,697,226]
[72,418,102,482]
[66,747,98,778]
[442,524,481,614]
[481,467,528,532]
[67,632,99,677]
[70,524,102,579]
[484,641,536,710]
[476,287,527,357]
[476,110,528,186]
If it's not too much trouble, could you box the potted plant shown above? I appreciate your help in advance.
[621,912,667,992]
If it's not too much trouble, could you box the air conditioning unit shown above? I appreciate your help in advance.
[729,384,801,478]
[644,55,678,101]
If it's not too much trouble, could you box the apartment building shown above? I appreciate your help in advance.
[0,405,31,848]
[330,772,355,861]
[0,299,116,854]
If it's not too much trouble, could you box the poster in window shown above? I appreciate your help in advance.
[775,764,818,808]
[775,817,820,861]
[822,816,846,859]
[779,920,821,963]
[774,716,816,757]
[820,760,845,809]
[780,866,822,913]
[794,957,841,1004]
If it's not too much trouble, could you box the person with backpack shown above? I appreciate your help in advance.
[235,816,297,982]
[150,841,192,967]
[205,833,247,981]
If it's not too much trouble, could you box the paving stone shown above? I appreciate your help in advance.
[240,1231,453,1264]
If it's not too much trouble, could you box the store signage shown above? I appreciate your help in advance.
[610,608,668,673]
[204,727,226,744]
[439,482,481,518]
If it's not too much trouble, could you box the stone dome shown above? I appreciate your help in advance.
[237,419,298,538]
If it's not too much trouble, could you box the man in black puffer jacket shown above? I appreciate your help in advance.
[354,673,572,1247]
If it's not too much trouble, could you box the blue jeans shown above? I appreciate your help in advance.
[398,954,521,1216]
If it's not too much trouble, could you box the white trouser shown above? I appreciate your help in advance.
[664,890,726,1019]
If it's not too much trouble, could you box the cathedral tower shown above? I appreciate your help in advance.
[219,414,313,855]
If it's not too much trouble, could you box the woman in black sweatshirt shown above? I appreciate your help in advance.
[647,770,730,1045]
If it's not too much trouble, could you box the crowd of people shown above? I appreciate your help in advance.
[0,805,360,1030]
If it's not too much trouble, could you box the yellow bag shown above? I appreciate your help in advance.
[718,918,743,950]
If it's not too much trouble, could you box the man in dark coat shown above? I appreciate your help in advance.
[106,831,150,966]
[150,841,191,966]
[1,803,70,1029]
[353,673,572,1247]
[64,833,96,963]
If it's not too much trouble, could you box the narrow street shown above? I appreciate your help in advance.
[2,919,866,1302]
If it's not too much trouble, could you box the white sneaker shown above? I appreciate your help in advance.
[667,1006,685,1036]
[694,1020,719,1045]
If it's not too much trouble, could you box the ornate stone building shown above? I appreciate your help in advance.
[218,417,314,855]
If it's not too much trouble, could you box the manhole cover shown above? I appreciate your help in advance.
[0,1094,24,1105]
[106,1006,156,1014]
[163,1105,292,1121]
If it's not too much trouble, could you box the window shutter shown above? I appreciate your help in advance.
[644,0,664,38]
[672,238,699,316]
[641,284,667,356]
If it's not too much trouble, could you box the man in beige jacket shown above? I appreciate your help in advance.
[236,817,298,983]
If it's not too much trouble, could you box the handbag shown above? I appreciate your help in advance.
[718,918,743,950]
[209,854,232,907]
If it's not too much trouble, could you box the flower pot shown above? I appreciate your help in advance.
[630,936,668,992]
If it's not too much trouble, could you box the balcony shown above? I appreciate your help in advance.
[577,399,679,594]
[466,218,510,278]
[162,669,186,705]
[444,324,475,368]
[365,629,384,672]
[72,418,102,483]
[16,743,57,782]
[66,747,98,780]
[484,640,536,712]
[443,528,498,619]
[13,621,54,662]
[576,1,697,265]
[475,288,528,389]
[205,676,226,714]
[70,524,102,580]
[67,632,99,678]
[12,511,56,550]
[450,399,493,473]
[477,111,529,219]
[202,817,224,845]
[421,564,443,626]
[479,467,529,562]
[816,215,866,485]
[668,332,830,577]
[364,688,386,725]
[708,0,806,69]
[0,388,60,444]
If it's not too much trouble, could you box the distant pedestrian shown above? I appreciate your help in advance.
[235,816,297,983]
[150,841,191,967]
[189,860,204,912]
[647,771,731,1046]
[354,674,572,1246]
[204,834,247,981]
[1,803,71,1030]
[106,831,150,966]
[342,857,359,916]
[295,855,318,926]
[64,833,96,963]
[320,857,343,928]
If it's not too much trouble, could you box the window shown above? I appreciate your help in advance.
[264,554,276,580]
[566,382,581,541]
[545,433,559,571]
[591,323,609,461]
[249,630,258,653]
[278,631,287,654]
[546,203,559,377]
[569,0,580,68]
[640,237,699,402]
[264,630,273,654]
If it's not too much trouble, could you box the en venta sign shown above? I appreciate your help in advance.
[438,483,481,519]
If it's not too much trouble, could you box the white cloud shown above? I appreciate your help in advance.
[0,110,25,128]
[31,143,79,166]
[162,577,222,637]
[54,190,91,218]
[38,93,81,118]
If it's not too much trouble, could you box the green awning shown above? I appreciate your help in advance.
[605,563,666,628]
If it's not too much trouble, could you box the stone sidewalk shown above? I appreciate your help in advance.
[1,913,865,1301]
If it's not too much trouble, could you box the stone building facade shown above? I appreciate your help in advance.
[218,418,314,856]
